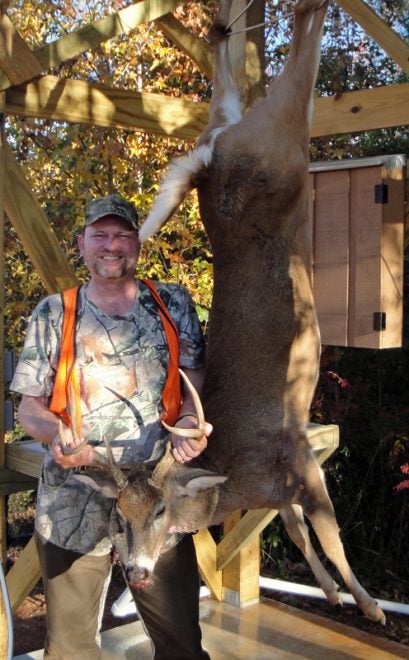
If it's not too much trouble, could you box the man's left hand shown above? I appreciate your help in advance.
[171,415,213,463]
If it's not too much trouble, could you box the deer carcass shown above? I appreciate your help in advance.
[76,0,385,623]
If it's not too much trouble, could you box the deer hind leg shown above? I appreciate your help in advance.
[274,0,329,127]
[299,458,386,624]
[279,504,342,606]
[198,6,242,148]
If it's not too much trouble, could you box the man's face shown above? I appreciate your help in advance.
[78,216,140,281]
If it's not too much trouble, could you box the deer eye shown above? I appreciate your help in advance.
[153,502,166,520]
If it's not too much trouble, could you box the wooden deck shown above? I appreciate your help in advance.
[13,597,409,659]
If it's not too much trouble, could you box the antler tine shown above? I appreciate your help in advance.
[101,437,129,490]
[162,368,205,439]
[57,417,128,491]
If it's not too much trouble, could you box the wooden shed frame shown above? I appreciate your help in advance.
[0,0,408,635]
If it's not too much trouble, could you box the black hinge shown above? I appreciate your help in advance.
[4,349,16,383]
[373,312,386,332]
[374,184,388,204]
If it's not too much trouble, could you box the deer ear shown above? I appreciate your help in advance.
[174,469,227,495]
[72,471,119,499]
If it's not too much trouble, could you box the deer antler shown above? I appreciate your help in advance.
[57,381,87,455]
[57,418,88,456]
[57,417,129,488]
[56,384,131,488]
[162,369,205,439]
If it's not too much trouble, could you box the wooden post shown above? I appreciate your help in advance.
[0,77,10,660]
[221,511,260,607]
[228,0,247,103]
[0,91,5,562]
[228,0,265,107]
[244,0,265,106]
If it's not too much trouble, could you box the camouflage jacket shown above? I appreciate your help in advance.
[10,280,204,554]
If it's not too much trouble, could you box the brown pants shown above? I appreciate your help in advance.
[35,533,210,660]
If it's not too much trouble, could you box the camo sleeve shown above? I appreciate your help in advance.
[9,294,63,398]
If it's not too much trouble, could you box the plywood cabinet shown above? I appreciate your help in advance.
[310,155,406,348]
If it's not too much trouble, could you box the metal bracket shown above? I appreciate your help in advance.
[374,184,388,204]
[373,312,386,332]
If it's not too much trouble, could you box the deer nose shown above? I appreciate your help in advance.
[126,565,151,589]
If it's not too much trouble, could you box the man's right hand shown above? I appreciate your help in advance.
[52,425,95,468]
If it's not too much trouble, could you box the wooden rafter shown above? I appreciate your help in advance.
[0,0,184,90]
[338,0,409,75]
[156,12,212,78]
[1,1,408,136]
[5,74,409,137]
[313,82,409,136]
[3,142,77,293]
[0,14,43,85]
[5,74,209,139]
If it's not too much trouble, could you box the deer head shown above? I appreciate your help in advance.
[58,371,226,587]
[72,441,226,586]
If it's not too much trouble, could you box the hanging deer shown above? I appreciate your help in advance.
[65,0,385,624]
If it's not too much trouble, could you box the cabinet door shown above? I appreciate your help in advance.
[310,157,405,348]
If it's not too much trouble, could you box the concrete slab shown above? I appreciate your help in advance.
[13,597,409,660]
[13,619,151,660]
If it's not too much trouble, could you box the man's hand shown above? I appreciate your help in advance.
[52,424,95,469]
[171,415,213,464]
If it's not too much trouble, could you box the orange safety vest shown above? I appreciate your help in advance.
[49,280,182,432]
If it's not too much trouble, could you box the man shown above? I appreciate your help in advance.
[10,193,212,659]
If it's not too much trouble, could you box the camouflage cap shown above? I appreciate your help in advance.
[85,194,138,229]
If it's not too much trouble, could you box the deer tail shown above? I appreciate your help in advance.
[138,144,212,242]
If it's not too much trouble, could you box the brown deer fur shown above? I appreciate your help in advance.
[78,0,385,624]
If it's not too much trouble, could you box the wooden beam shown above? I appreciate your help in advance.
[1,1,408,94]
[337,0,409,76]
[228,0,247,102]
[0,468,37,496]
[0,14,43,87]
[193,530,223,601]
[155,13,212,79]
[6,536,41,611]
[5,440,45,479]
[312,83,409,136]
[4,142,77,293]
[245,0,266,105]
[0,0,183,91]
[5,74,409,138]
[5,74,209,139]
[0,90,5,566]
[221,511,260,606]
[217,509,278,571]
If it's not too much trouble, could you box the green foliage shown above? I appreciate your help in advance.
[7,490,36,517]
[309,346,409,584]
[260,523,289,575]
